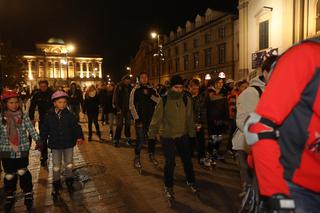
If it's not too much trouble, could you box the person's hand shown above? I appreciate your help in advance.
[135,119,143,128]
[35,141,43,152]
[77,138,85,145]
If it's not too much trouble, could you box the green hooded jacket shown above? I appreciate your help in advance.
[148,90,196,139]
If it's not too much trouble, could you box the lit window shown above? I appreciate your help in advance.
[259,20,269,50]
[218,44,226,64]
[204,48,212,67]
[193,52,199,69]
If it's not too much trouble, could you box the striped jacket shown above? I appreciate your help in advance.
[0,113,40,159]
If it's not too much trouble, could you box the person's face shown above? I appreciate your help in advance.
[54,98,68,111]
[263,70,271,84]
[190,83,200,95]
[107,85,114,91]
[239,83,249,93]
[139,74,149,85]
[6,98,19,112]
[71,84,76,90]
[171,85,184,93]
[123,79,131,85]
[215,80,224,90]
[39,83,48,92]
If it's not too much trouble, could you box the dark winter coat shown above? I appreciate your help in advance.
[112,83,132,113]
[129,84,160,125]
[67,88,83,106]
[40,108,84,150]
[29,89,54,121]
[206,92,229,123]
[192,92,207,125]
[99,89,116,114]
[83,94,100,115]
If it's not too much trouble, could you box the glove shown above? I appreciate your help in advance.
[135,119,143,127]
[77,138,85,145]
[265,194,295,213]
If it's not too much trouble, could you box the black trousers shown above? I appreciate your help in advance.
[39,120,48,162]
[134,122,155,155]
[1,158,33,195]
[114,110,131,140]
[87,113,101,138]
[161,135,195,187]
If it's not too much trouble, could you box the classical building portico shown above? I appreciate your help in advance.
[23,38,103,88]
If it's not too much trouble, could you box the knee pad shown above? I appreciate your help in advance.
[53,166,61,172]
[66,163,73,170]
[17,168,28,176]
[5,173,15,181]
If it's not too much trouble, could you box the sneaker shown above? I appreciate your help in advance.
[125,138,132,146]
[164,186,175,199]
[149,153,159,166]
[186,181,199,193]
[200,158,212,167]
[134,156,142,168]
[114,140,120,147]
[24,192,33,211]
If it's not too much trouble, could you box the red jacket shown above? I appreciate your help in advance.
[251,40,320,196]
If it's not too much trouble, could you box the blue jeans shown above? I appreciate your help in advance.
[135,122,155,155]
[288,182,320,213]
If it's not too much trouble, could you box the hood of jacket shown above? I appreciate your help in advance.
[249,75,266,89]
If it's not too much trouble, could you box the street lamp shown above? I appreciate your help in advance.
[150,31,162,84]
[62,43,75,83]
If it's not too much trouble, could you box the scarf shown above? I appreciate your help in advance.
[5,110,22,153]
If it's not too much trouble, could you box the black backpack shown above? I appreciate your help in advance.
[251,86,263,98]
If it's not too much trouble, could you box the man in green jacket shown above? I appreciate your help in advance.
[149,75,198,202]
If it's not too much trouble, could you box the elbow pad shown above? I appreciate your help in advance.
[244,112,280,146]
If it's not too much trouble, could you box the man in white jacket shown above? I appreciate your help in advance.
[233,55,278,195]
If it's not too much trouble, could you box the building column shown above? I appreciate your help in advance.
[86,63,90,78]
[98,62,102,78]
[28,60,33,80]
[60,61,64,78]
[80,62,84,78]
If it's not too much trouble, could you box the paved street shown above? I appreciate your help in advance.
[0,119,241,213]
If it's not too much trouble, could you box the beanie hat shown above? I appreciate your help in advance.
[1,90,19,101]
[51,91,68,102]
[121,74,131,81]
[170,75,183,87]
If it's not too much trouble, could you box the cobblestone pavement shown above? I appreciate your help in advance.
[0,118,241,213]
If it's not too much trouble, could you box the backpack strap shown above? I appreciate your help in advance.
[251,86,263,98]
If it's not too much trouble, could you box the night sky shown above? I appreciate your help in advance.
[0,0,237,81]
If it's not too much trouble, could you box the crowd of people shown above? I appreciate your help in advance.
[0,38,319,212]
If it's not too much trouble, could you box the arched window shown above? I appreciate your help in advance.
[83,63,87,71]
[317,1,320,32]
[76,62,80,71]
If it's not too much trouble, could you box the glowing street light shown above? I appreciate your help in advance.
[150,32,158,39]
[66,44,75,53]
[126,66,131,71]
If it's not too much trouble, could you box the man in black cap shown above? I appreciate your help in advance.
[29,80,54,167]
[113,74,132,147]
[149,74,198,202]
